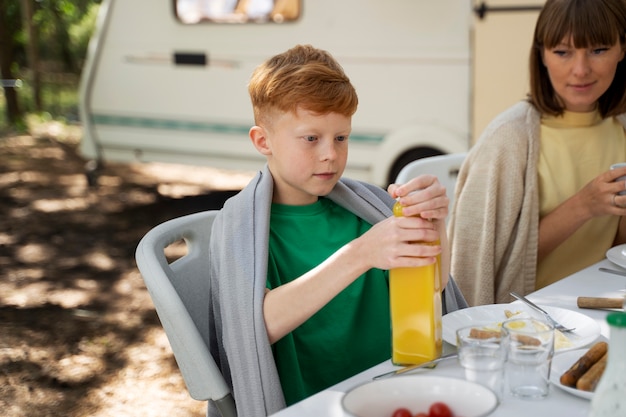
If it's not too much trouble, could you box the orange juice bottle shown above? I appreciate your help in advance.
[389,200,442,365]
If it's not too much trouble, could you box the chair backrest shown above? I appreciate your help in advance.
[395,153,467,221]
[135,210,237,417]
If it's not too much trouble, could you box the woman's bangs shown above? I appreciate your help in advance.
[542,2,620,48]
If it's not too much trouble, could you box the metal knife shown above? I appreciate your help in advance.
[372,352,458,380]
[599,267,626,277]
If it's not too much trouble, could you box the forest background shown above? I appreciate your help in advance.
[0,0,99,131]
[0,1,251,416]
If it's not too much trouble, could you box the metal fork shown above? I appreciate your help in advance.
[509,292,576,333]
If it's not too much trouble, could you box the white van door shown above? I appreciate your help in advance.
[471,0,544,140]
[79,0,472,186]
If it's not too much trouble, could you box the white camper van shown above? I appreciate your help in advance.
[79,0,544,186]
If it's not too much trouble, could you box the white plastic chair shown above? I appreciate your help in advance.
[395,153,467,221]
[135,210,237,417]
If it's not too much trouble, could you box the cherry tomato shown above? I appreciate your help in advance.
[414,413,429,417]
[428,402,454,417]
[391,408,412,417]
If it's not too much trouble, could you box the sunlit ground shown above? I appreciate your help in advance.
[0,121,253,416]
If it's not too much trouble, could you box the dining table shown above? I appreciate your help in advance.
[269,258,626,417]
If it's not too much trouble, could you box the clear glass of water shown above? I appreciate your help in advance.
[456,324,508,402]
[502,318,555,399]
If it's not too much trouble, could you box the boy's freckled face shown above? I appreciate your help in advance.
[262,107,351,205]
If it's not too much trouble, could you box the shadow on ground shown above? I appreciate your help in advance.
[0,129,251,417]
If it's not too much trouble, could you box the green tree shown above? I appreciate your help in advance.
[1,0,100,127]
[21,0,42,111]
[35,0,100,72]
[0,0,25,125]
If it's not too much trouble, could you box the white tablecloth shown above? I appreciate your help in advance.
[270,259,626,417]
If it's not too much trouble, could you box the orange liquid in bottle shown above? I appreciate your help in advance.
[390,201,443,365]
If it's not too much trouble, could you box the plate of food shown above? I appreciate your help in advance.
[550,342,608,400]
[442,301,600,352]
[606,244,626,269]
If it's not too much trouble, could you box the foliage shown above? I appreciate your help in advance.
[0,0,101,130]
[34,0,101,72]
[69,2,101,68]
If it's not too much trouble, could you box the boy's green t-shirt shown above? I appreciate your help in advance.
[267,197,391,406]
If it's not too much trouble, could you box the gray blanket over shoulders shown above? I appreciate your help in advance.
[208,165,468,417]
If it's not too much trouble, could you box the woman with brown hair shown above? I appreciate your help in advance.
[449,0,626,306]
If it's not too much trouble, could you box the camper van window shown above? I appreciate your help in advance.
[175,0,301,24]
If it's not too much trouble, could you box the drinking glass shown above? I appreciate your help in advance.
[456,324,507,401]
[502,318,555,399]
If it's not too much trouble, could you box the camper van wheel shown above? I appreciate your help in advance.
[387,148,442,185]
[85,159,102,188]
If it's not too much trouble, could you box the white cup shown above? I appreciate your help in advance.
[456,324,507,402]
[502,318,554,400]
[610,163,626,195]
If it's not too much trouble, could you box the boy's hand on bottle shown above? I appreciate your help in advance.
[388,174,449,220]
[358,216,442,270]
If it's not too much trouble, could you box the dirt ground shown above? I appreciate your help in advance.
[0,122,255,417]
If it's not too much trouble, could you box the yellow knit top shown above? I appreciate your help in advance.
[536,110,626,289]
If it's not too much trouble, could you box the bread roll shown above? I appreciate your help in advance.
[469,328,500,339]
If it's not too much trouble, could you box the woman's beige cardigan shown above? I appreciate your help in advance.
[449,101,626,306]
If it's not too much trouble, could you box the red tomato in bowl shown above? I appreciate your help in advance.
[428,402,454,417]
[391,408,412,417]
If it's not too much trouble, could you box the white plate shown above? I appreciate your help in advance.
[550,349,594,400]
[606,244,626,269]
[342,375,498,417]
[442,301,600,352]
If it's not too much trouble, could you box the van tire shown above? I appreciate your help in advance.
[85,159,102,188]
[387,148,442,185]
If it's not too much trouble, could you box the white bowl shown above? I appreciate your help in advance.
[342,375,498,417]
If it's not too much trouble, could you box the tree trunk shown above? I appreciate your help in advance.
[50,0,77,73]
[20,0,42,111]
[0,0,23,125]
